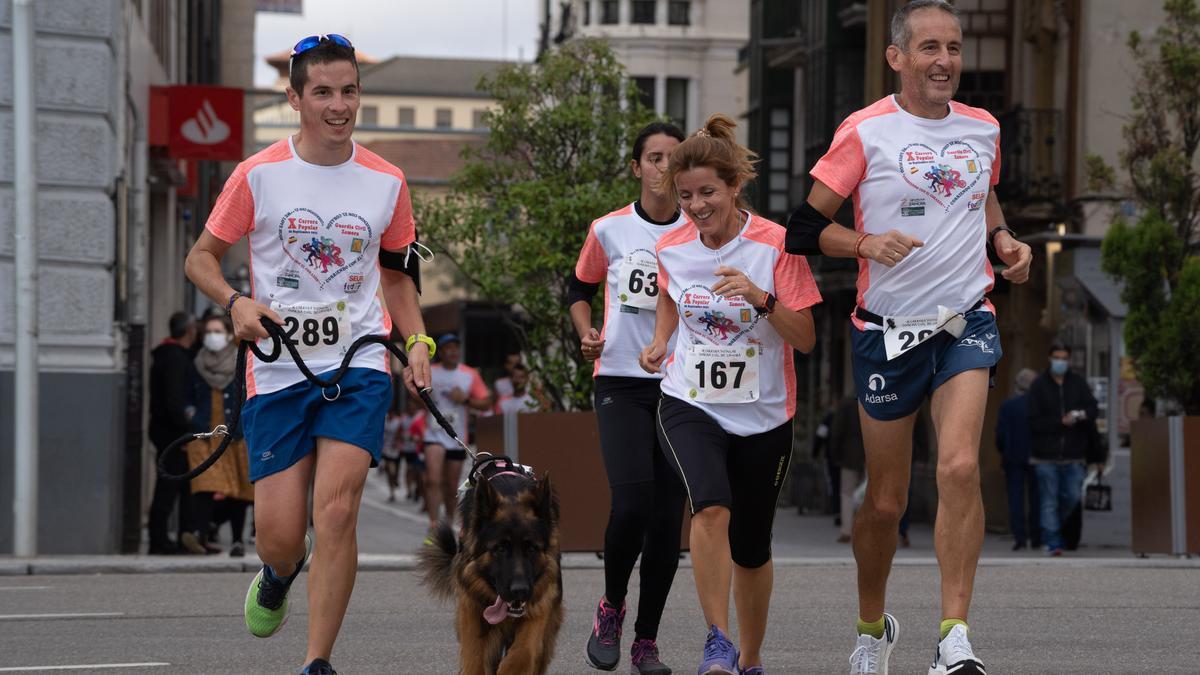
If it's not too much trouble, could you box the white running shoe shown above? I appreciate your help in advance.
[848,613,898,675]
[928,623,986,675]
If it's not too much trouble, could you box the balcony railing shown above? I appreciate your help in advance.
[996,107,1066,206]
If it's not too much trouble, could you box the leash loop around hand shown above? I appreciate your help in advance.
[158,317,475,480]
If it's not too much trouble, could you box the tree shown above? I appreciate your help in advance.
[1094,0,1200,413]
[415,40,658,410]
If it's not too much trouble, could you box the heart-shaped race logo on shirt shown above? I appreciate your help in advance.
[277,207,374,290]
[898,141,985,211]
[678,284,761,346]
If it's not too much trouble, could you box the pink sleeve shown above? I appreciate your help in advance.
[990,134,1001,187]
[809,121,867,199]
[468,368,489,400]
[205,165,254,244]
[380,179,417,251]
[574,223,608,283]
[774,251,822,311]
[657,258,669,293]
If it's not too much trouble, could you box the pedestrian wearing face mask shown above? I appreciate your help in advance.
[188,314,256,557]
[1027,342,1098,556]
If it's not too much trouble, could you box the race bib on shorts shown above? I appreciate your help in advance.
[617,249,660,310]
[882,305,967,360]
[683,343,760,403]
[268,299,352,361]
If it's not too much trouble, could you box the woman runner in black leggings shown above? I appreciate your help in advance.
[570,121,689,675]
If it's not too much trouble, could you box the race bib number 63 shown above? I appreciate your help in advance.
[617,251,660,310]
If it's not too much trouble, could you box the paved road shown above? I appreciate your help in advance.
[1,562,1197,674]
[1,467,1187,673]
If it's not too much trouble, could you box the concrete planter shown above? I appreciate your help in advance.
[1130,416,1200,555]
[476,411,689,552]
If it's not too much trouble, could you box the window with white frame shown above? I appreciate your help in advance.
[666,77,688,130]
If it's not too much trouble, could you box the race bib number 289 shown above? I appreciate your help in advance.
[268,299,351,360]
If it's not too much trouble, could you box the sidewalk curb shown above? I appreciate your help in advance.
[1,553,1196,576]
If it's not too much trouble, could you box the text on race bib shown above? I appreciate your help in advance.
[881,305,967,360]
[268,299,352,360]
[683,343,760,404]
[617,251,660,310]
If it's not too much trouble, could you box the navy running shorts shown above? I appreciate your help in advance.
[242,367,391,482]
[851,309,1001,421]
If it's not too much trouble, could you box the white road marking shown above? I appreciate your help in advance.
[0,663,170,672]
[0,586,50,591]
[360,471,431,526]
[0,612,124,621]
[360,491,430,526]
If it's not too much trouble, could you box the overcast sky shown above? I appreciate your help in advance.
[255,0,541,87]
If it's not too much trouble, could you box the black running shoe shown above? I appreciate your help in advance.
[299,658,336,675]
[630,638,671,675]
[584,596,626,670]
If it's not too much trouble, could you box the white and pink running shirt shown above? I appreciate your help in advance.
[811,95,1001,329]
[575,202,687,379]
[423,363,489,447]
[206,137,416,397]
[657,213,822,436]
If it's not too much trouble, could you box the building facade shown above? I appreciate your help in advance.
[541,0,748,142]
[0,0,255,554]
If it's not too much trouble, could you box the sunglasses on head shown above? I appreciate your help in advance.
[290,34,354,58]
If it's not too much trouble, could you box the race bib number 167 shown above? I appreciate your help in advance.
[683,344,760,404]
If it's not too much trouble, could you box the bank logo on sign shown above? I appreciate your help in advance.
[181,99,232,145]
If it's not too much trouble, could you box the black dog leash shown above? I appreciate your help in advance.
[158,317,473,481]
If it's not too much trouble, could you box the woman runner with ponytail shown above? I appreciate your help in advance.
[570,121,690,675]
[640,114,821,675]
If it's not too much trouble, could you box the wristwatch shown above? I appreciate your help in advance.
[405,333,436,358]
[755,292,777,317]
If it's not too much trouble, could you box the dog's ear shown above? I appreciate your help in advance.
[473,477,499,524]
[534,473,559,525]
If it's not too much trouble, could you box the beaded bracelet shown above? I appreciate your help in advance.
[853,233,871,258]
[225,291,243,314]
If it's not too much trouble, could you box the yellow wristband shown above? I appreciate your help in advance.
[405,333,436,358]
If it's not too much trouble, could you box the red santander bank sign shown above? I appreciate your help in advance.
[150,85,244,160]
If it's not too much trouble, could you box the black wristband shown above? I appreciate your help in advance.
[988,226,1016,249]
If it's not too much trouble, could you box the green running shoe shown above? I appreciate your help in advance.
[244,532,311,638]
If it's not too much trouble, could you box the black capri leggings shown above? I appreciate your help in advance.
[656,394,793,569]
[594,376,687,641]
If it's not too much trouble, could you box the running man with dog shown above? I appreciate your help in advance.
[184,34,432,675]
[571,121,689,675]
[640,114,821,675]
[783,2,1031,673]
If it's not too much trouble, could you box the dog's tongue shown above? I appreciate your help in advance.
[483,595,508,625]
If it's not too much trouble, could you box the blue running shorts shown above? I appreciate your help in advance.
[242,367,392,482]
[851,309,1002,421]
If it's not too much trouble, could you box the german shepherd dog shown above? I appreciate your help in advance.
[419,459,563,675]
